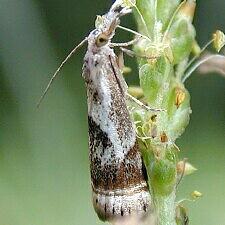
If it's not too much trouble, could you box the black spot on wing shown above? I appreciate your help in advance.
[120,208,124,216]
[95,60,99,67]
[143,204,147,212]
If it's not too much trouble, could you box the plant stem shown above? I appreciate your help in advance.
[154,191,177,225]
[131,1,196,225]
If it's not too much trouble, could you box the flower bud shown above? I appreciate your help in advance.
[122,66,132,74]
[213,30,225,52]
[160,132,168,143]
[178,0,196,22]
[191,190,203,199]
[128,86,144,98]
[169,1,196,64]
[177,160,197,176]
[175,87,186,108]
[167,85,191,141]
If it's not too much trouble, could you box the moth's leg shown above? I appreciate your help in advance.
[120,47,135,57]
[110,36,140,47]
[117,51,124,71]
[116,51,132,74]
[126,93,163,112]
[120,47,157,60]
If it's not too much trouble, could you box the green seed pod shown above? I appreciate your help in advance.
[150,157,177,196]
[139,56,172,106]
[169,20,195,65]
[135,0,155,36]
[161,83,191,141]
[169,1,196,64]
[138,59,191,141]
[157,0,180,31]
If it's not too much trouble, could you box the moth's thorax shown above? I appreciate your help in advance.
[83,44,115,99]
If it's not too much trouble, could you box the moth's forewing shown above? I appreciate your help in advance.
[83,47,151,222]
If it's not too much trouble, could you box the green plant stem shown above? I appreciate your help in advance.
[154,191,177,225]
[132,1,195,225]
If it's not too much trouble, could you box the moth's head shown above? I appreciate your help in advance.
[88,3,131,49]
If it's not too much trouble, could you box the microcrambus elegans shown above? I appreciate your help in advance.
[37,1,151,223]
[84,2,151,223]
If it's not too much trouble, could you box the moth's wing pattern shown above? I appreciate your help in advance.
[109,54,128,95]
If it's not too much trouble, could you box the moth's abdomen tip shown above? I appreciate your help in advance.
[92,190,151,223]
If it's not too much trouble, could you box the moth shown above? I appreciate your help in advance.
[83,3,151,223]
[37,0,152,223]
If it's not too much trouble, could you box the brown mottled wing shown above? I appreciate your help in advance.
[84,51,150,222]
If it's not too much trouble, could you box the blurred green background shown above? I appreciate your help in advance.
[0,0,224,224]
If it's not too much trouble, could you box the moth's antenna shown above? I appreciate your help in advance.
[37,37,88,108]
